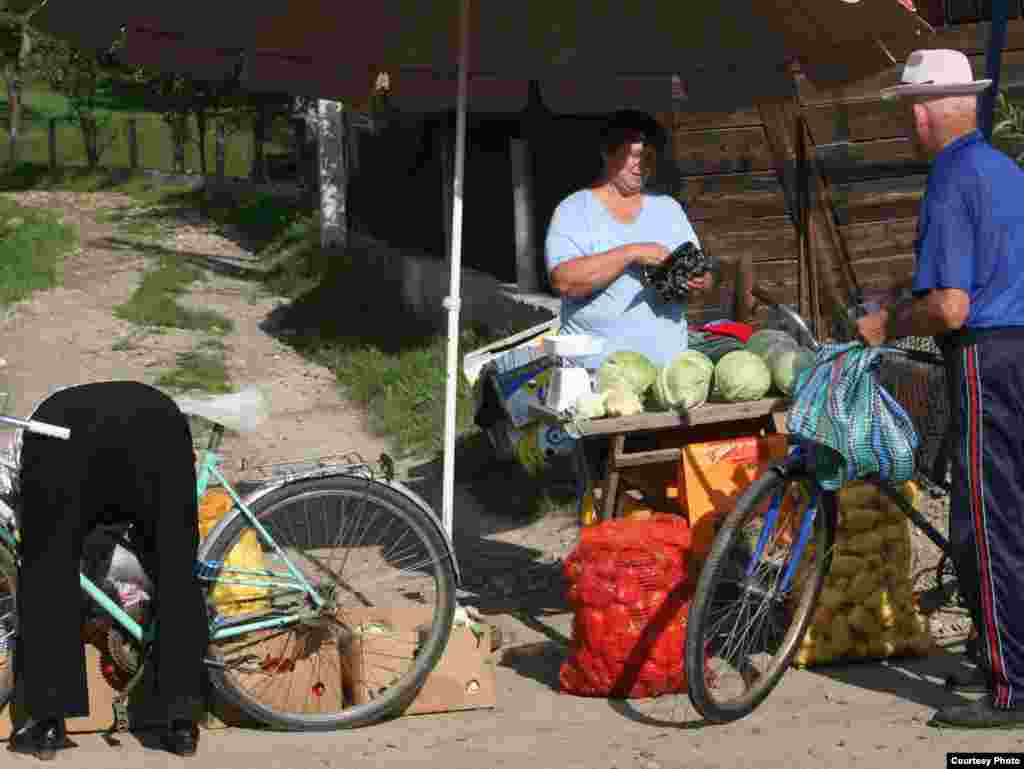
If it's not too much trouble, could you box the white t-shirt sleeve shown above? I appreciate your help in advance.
[545,194,589,273]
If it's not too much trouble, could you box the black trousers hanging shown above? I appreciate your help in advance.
[15,381,208,721]
[942,329,1024,709]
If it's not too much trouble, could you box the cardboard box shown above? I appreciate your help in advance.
[1,608,497,737]
[343,606,496,716]
[680,434,789,565]
[0,636,200,738]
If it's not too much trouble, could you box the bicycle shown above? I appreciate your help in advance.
[684,289,963,724]
[0,388,459,733]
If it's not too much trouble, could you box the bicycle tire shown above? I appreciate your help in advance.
[202,476,457,731]
[0,540,16,710]
[686,464,836,724]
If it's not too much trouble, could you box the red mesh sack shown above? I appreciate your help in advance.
[560,516,696,698]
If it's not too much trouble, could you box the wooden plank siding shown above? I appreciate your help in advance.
[790,19,1024,310]
[666,111,803,324]
[661,18,1024,327]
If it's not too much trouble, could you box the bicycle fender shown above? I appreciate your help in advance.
[197,477,461,585]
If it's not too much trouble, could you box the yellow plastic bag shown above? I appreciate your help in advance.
[198,487,234,541]
[199,488,271,616]
[209,529,271,617]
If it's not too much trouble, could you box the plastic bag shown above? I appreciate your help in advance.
[209,529,271,617]
[200,486,270,616]
[787,343,919,491]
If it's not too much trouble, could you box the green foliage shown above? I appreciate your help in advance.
[993,90,1024,167]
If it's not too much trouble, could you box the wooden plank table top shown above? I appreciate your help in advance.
[529,396,791,521]
[529,397,790,436]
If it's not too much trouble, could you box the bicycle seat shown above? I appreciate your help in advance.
[175,387,270,433]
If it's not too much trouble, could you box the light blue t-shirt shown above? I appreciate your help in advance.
[545,189,700,368]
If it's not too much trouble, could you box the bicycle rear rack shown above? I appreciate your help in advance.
[239,451,395,486]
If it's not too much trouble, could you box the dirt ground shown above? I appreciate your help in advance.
[0,192,1015,768]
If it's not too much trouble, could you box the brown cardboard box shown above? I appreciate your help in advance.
[0,635,246,738]
[343,606,497,716]
[0,641,181,738]
[1,608,497,737]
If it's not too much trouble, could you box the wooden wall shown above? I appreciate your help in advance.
[666,17,1024,332]
[667,106,798,325]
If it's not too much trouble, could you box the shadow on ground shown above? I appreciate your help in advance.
[806,640,977,712]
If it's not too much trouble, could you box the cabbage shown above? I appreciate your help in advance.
[596,351,658,396]
[653,350,714,412]
[713,350,772,402]
[574,390,609,419]
[746,329,798,360]
[771,347,815,396]
[605,386,644,417]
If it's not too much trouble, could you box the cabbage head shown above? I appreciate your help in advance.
[770,347,815,396]
[713,350,772,402]
[746,329,798,360]
[653,350,714,411]
[596,351,658,396]
[605,386,644,417]
[574,390,609,419]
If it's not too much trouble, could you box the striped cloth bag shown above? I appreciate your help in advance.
[785,342,920,491]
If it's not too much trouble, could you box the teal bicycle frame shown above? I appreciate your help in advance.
[0,423,327,651]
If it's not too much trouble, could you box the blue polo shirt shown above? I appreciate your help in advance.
[913,129,1024,329]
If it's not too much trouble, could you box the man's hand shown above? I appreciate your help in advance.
[631,243,671,267]
[856,310,890,347]
[687,272,713,294]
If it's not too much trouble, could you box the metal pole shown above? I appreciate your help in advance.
[980,0,1010,141]
[441,0,470,541]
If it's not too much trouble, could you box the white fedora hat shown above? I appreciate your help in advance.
[880,49,992,100]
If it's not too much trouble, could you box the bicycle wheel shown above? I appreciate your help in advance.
[686,463,836,723]
[0,541,16,709]
[201,476,457,731]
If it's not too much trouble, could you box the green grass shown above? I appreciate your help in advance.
[114,256,233,332]
[0,196,77,306]
[157,345,232,394]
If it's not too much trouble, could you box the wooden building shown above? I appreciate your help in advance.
[677,15,1024,333]
[347,12,1024,337]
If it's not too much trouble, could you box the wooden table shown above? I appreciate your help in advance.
[529,398,790,521]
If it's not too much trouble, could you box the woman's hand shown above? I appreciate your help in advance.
[630,242,671,267]
[687,272,713,294]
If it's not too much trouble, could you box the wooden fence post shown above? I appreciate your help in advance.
[127,119,139,171]
[47,118,56,172]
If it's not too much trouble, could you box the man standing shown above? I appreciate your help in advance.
[858,49,1024,728]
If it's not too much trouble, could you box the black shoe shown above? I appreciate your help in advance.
[160,720,199,757]
[931,697,1024,729]
[7,719,68,761]
[946,665,990,694]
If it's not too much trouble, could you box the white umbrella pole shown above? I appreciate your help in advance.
[441,0,470,542]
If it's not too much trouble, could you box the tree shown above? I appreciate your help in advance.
[29,31,111,168]
[0,0,49,168]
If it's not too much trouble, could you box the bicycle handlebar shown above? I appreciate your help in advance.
[0,415,71,440]
[750,285,821,352]
[749,284,944,367]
